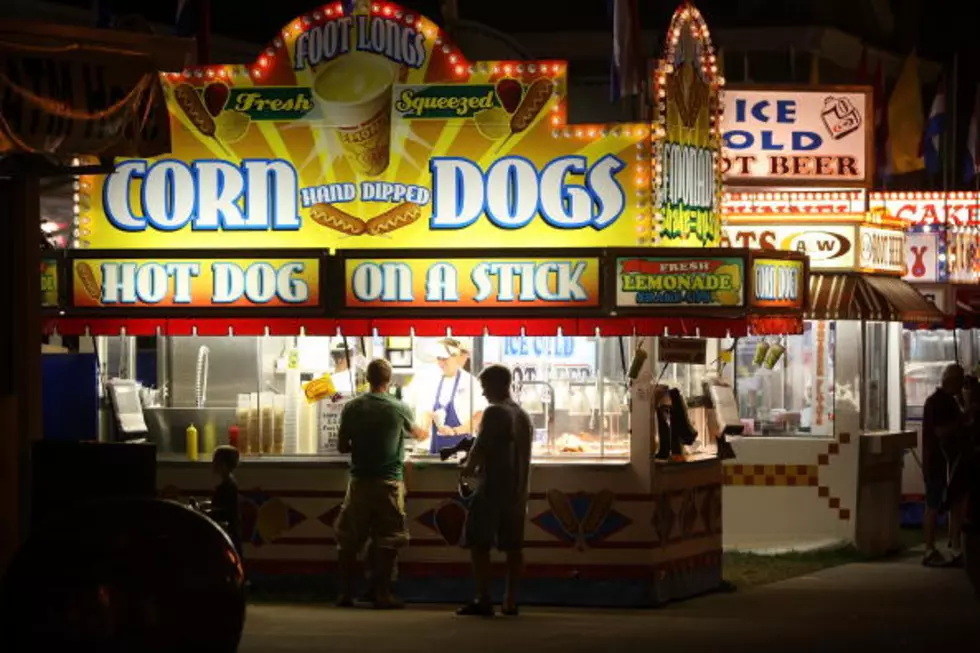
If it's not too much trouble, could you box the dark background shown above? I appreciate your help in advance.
[49,0,970,59]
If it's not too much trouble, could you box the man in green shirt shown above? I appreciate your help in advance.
[335,358,422,609]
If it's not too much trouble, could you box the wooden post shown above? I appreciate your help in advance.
[0,169,41,574]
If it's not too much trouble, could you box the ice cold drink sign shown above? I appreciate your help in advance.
[71,258,320,308]
[720,89,869,185]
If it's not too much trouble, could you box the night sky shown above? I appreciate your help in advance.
[48,0,965,60]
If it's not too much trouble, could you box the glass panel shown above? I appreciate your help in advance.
[903,329,957,419]
[145,334,634,462]
[863,321,889,431]
[732,321,835,437]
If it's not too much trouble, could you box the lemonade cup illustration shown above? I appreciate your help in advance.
[314,52,398,177]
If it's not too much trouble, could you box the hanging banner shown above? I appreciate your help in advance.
[344,256,601,309]
[651,4,723,247]
[70,257,320,308]
[615,256,744,307]
[78,1,649,252]
[721,86,872,187]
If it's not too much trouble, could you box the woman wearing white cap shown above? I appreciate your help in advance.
[416,338,486,455]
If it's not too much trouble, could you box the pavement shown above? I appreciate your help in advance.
[239,550,979,653]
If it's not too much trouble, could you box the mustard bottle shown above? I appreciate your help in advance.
[202,421,217,456]
[186,423,199,462]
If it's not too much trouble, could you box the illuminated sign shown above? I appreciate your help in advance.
[904,233,939,283]
[871,192,980,227]
[651,4,722,247]
[751,259,804,309]
[71,258,320,308]
[722,191,866,216]
[615,257,743,307]
[721,87,871,186]
[343,257,601,308]
[41,258,58,308]
[858,226,905,275]
[947,232,980,283]
[80,2,650,251]
[721,223,856,269]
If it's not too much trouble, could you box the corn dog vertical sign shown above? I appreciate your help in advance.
[652,3,724,248]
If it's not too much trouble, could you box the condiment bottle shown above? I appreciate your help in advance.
[228,425,240,450]
[202,421,217,455]
[186,423,199,462]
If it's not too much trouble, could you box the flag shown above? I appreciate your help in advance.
[610,0,641,102]
[809,53,819,85]
[922,80,945,175]
[873,60,891,180]
[888,52,925,174]
[966,85,980,182]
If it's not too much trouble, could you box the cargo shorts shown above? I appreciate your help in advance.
[463,490,527,552]
[334,478,409,552]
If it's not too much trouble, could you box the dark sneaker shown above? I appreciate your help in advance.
[922,549,947,567]
[501,605,520,616]
[456,600,495,617]
[335,596,355,608]
[946,552,964,568]
[373,597,405,610]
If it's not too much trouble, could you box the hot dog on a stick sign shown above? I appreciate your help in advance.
[80,0,653,251]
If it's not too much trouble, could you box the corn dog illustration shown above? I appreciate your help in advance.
[76,262,101,302]
[495,77,556,154]
[172,83,235,156]
[364,202,423,236]
[309,203,367,235]
[173,83,216,137]
[546,489,579,539]
[580,489,614,537]
[510,77,555,134]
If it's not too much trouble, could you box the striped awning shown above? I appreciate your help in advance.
[807,274,943,322]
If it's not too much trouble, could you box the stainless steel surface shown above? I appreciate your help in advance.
[144,407,237,455]
[166,337,262,407]
[195,345,210,407]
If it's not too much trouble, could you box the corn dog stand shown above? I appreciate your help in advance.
[42,1,811,605]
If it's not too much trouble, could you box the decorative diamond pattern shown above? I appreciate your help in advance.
[531,490,632,548]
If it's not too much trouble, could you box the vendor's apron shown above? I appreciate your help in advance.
[430,371,470,454]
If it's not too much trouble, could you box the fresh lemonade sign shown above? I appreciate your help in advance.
[81,1,650,251]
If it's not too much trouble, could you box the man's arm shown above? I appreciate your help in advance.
[462,406,502,476]
[337,404,352,454]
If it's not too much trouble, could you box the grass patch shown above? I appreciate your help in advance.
[723,527,924,590]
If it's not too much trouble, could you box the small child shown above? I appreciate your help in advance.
[205,445,243,564]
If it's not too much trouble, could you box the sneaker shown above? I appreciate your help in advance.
[456,600,495,617]
[947,552,964,568]
[335,596,355,608]
[922,549,947,567]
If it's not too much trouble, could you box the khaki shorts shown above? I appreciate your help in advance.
[335,478,409,552]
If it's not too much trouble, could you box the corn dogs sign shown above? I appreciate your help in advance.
[79,2,649,251]
[71,258,320,308]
